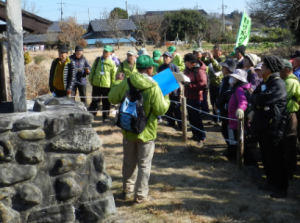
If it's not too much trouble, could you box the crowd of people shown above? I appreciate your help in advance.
[48,44,299,202]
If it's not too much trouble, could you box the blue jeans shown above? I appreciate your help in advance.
[187,99,206,140]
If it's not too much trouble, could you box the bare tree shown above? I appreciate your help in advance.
[22,0,40,14]
[58,16,87,50]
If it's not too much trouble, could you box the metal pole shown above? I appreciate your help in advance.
[181,97,188,142]
[237,116,244,170]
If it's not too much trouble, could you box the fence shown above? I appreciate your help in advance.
[74,95,245,170]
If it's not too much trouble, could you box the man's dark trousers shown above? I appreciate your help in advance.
[258,136,288,191]
[89,86,111,120]
[209,85,220,123]
[187,99,206,140]
[165,95,182,131]
[72,84,87,106]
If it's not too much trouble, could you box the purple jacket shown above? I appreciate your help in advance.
[228,83,252,129]
[247,69,260,90]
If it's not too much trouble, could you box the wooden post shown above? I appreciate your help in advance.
[181,97,187,142]
[237,117,244,170]
[0,42,7,102]
[6,0,27,112]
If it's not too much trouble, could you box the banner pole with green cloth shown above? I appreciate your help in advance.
[229,12,252,56]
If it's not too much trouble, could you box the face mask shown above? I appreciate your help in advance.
[229,77,238,86]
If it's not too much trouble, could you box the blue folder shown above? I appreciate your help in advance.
[153,68,180,96]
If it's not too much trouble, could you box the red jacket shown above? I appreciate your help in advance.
[184,61,207,101]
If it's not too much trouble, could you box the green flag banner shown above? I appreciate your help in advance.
[229,12,252,56]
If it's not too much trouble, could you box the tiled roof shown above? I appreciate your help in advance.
[86,37,137,45]
[47,21,61,33]
[90,19,136,32]
[23,33,59,44]
[146,9,207,16]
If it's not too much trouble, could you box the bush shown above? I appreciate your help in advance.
[25,64,50,99]
[24,51,32,65]
[33,55,45,65]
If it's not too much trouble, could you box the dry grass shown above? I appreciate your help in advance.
[92,114,300,223]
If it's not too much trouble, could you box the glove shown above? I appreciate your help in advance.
[247,110,254,122]
[235,109,244,119]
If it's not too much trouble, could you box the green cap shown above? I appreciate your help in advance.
[103,45,113,52]
[282,59,293,69]
[153,50,162,61]
[136,55,158,68]
[168,45,176,54]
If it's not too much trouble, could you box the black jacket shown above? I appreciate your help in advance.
[69,54,91,86]
[216,75,232,116]
[49,57,76,92]
[251,72,287,136]
[158,63,181,97]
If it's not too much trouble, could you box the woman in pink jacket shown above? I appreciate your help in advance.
[227,69,259,174]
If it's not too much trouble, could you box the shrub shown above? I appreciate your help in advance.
[24,51,32,65]
[25,64,50,99]
[33,55,46,65]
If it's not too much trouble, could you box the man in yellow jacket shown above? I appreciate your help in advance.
[88,45,117,121]
[168,45,185,72]
[115,50,138,79]
[109,55,170,203]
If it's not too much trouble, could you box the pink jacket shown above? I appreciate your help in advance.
[228,83,252,129]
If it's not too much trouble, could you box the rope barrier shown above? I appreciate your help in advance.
[185,104,238,122]
[163,115,238,144]
[73,96,109,99]
[188,124,238,144]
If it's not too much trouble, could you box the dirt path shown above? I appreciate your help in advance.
[92,115,300,223]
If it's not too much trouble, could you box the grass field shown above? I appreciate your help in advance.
[91,114,300,223]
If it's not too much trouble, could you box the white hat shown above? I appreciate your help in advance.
[127,50,137,56]
[245,54,261,67]
[138,48,148,56]
[254,62,263,70]
[229,69,248,83]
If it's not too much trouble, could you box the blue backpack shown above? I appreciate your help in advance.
[116,78,152,133]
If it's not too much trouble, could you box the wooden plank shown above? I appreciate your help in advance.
[181,97,188,143]
[0,42,7,101]
[6,0,27,112]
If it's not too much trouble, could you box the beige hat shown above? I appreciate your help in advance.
[194,48,204,53]
[229,69,248,83]
[245,54,261,67]
[127,50,137,56]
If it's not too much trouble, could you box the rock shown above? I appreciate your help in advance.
[27,204,75,223]
[0,119,12,133]
[33,99,46,112]
[44,117,72,137]
[94,153,106,173]
[0,164,37,186]
[0,188,15,207]
[69,113,94,126]
[81,196,117,222]
[56,177,82,200]
[49,128,102,154]
[45,97,84,107]
[44,98,61,105]
[17,144,44,164]
[0,140,14,162]
[54,154,87,175]
[36,94,53,102]
[0,202,21,223]
[97,180,110,193]
[18,129,45,141]
[14,119,43,130]
[18,184,42,205]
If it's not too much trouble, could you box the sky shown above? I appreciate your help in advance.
[33,0,247,24]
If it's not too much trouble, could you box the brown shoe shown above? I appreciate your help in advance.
[134,196,154,204]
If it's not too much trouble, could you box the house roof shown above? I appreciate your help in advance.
[86,37,137,45]
[47,21,61,33]
[146,9,207,16]
[89,19,137,32]
[23,33,59,44]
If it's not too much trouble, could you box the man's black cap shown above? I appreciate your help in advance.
[290,50,300,59]
[220,58,236,73]
[58,45,69,53]
[75,45,83,52]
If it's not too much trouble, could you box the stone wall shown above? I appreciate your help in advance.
[0,96,117,223]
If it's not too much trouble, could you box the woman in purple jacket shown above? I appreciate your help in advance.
[227,69,259,174]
